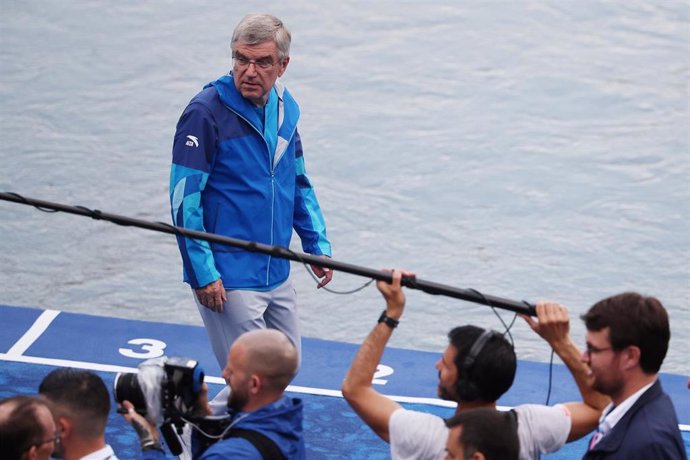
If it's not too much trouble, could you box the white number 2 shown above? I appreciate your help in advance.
[373,364,394,385]
[118,338,167,359]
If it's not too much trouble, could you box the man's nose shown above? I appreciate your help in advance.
[245,62,258,76]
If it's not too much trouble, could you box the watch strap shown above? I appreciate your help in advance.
[378,310,399,329]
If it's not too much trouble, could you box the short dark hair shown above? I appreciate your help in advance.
[448,326,516,402]
[581,292,670,374]
[38,368,111,438]
[0,395,52,459]
[445,408,519,460]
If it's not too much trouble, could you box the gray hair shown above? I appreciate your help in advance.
[231,13,291,61]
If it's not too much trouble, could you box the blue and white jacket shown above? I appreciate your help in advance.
[170,74,331,290]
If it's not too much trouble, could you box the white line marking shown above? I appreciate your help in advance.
[1,352,687,432]
[6,309,61,356]
[0,353,450,405]
[0,352,465,412]
[0,353,138,374]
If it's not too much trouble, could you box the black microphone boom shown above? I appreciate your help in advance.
[0,192,536,316]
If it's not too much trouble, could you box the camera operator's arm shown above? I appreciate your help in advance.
[521,302,610,441]
[119,401,167,459]
[341,269,410,442]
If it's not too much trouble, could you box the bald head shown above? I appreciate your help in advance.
[233,329,298,391]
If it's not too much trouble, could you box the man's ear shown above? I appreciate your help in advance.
[58,416,71,439]
[249,374,262,395]
[469,452,486,460]
[26,445,39,460]
[277,56,290,77]
[622,345,641,371]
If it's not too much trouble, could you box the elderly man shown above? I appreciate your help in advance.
[170,13,333,382]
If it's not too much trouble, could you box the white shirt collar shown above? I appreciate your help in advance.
[599,379,655,433]
[80,444,118,460]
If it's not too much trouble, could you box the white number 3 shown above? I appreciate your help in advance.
[118,338,167,359]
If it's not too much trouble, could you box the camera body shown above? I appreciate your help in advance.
[113,356,205,424]
[161,356,205,421]
[114,356,235,456]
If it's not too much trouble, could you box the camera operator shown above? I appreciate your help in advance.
[121,328,304,459]
[38,368,118,460]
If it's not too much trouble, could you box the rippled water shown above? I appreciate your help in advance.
[1,1,688,374]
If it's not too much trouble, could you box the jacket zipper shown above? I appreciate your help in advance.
[227,105,277,287]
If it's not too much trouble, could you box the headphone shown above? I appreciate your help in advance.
[455,329,500,401]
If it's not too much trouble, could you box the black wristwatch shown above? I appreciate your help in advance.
[378,310,399,329]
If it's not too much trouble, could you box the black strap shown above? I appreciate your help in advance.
[224,428,286,460]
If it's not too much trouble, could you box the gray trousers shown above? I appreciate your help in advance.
[193,278,301,373]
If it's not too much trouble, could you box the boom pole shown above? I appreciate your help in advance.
[0,192,536,316]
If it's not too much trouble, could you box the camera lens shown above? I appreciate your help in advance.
[113,372,147,414]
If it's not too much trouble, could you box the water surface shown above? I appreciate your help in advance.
[1,1,688,375]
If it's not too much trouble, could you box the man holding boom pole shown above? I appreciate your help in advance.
[342,269,609,460]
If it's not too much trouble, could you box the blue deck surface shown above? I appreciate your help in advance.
[1,304,687,458]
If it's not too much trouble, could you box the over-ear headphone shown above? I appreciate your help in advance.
[455,329,500,401]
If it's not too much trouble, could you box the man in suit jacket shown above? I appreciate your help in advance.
[580,292,685,459]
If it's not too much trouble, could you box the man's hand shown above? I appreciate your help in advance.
[191,383,213,418]
[119,400,162,452]
[195,278,227,312]
[376,269,413,321]
[310,255,334,289]
[521,301,571,348]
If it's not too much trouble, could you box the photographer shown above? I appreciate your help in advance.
[121,329,304,459]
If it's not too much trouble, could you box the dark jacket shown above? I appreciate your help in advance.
[583,380,686,460]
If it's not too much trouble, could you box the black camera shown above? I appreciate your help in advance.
[113,356,205,424]
[114,356,236,456]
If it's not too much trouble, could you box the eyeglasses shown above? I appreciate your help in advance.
[584,344,613,356]
[37,432,60,446]
[32,432,60,450]
[233,55,277,70]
